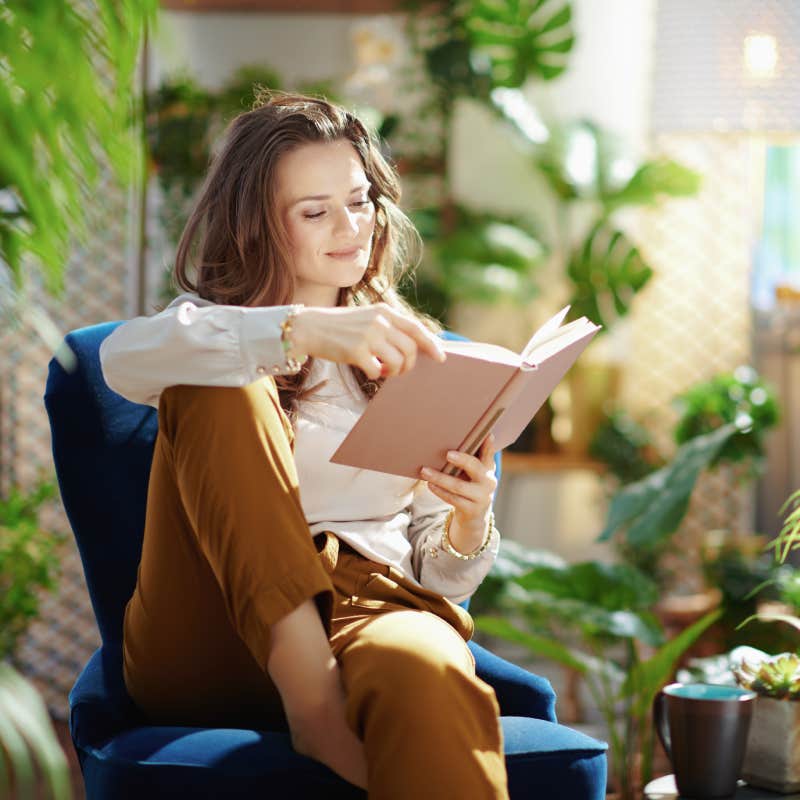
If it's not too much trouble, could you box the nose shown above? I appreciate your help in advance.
[334,206,360,237]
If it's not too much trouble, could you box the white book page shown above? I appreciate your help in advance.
[442,339,522,367]
[522,318,600,365]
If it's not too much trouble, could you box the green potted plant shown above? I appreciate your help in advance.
[730,489,800,793]
[472,541,719,799]
[597,368,779,590]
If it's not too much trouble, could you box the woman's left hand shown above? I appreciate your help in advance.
[420,434,497,550]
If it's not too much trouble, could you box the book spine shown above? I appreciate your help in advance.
[443,367,534,476]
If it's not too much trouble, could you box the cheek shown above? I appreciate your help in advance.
[285,217,321,260]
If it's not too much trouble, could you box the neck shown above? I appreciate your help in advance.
[292,284,342,307]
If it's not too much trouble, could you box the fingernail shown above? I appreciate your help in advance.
[420,467,431,477]
[447,451,459,460]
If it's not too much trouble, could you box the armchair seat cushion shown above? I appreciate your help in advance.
[80,716,606,800]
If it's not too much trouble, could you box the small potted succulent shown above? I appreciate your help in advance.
[733,652,800,793]
[732,489,800,793]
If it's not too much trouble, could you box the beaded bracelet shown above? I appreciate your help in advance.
[279,304,308,375]
[439,509,495,561]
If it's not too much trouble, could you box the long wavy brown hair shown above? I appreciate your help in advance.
[174,90,439,417]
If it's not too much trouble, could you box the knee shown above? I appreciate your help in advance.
[342,613,501,740]
[161,379,277,416]
[346,612,479,700]
[160,379,291,443]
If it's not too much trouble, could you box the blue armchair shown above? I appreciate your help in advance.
[44,321,607,800]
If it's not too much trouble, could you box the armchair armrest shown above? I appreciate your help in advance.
[69,645,145,754]
[468,640,557,723]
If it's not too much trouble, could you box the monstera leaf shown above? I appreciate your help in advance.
[464,0,576,85]
[601,158,702,213]
[424,37,494,99]
[566,221,653,329]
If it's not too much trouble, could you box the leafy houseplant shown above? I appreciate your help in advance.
[595,365,779,590]
[472,541,719,800]
[674,366,780,479]
[728,491,800,793]
[1,0,155,351]
[403,3,701,331]
[2,1,154,795]
[0,481,64,660]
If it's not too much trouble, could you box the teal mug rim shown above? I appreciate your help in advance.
[662,682,757,702]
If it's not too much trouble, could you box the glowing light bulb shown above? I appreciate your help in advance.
[743,33,779,79]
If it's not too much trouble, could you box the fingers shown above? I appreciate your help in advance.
[425,481,478,512]
[385,327,418,373]
[363,306,442,377]
[420,464,489,503]
[371,340,406,377]
[383,307,446,363]
[478,434,497,468]
[447,440,497,483]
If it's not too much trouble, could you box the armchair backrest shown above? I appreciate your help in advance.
[44,325,500,645]
[45,323,157,647]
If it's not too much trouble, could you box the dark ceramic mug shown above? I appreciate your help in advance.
[653,683,757,799]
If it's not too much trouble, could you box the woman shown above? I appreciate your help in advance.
[101,91,507,799]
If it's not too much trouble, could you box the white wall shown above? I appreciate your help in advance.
[151,11,367,89]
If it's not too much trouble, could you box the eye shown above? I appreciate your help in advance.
[303,210,325,219]
[351,199,372,209]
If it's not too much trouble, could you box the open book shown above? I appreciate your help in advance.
[330,307,601,478]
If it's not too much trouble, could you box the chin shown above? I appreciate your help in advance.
[336,263,369,289]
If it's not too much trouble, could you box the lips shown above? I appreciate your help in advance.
[326,246,362,257]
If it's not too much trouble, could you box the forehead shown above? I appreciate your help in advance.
[276,139,367,203]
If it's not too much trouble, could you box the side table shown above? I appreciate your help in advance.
[644,775,800,799]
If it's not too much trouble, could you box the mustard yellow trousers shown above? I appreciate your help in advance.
[122,379,508,799]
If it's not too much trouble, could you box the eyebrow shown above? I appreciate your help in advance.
[290,183,371,206]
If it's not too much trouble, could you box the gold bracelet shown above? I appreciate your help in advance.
[279,304,308,375]
[439,509,495,561]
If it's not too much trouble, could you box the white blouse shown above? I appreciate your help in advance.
[99,294,500,603]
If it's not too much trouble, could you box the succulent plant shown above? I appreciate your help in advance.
[734,653,800,700]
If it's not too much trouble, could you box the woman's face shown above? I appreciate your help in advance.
[276,138,376,306]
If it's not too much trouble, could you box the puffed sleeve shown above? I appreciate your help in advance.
[99,293,295,407]
[406,480,500,605]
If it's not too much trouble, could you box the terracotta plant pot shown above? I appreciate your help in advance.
[741,696,800,793]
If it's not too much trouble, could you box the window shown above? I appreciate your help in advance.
[752,144,800,309]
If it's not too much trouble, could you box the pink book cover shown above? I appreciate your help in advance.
[330,309,600,479]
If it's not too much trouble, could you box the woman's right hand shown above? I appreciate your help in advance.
[290,303,446,379]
